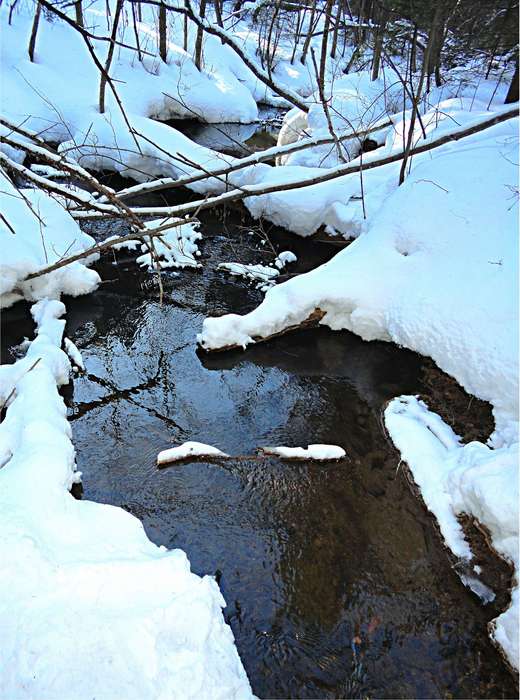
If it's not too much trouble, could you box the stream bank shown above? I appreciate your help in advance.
[2,205,516,698]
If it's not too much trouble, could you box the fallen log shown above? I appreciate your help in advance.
[198,308,326,353]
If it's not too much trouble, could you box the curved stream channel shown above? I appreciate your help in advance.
[2,118,517,698]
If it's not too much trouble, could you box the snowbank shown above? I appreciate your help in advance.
[0,300,253,699]
[57,110,238,190]
[0,3,257,133]
[0,169,100,308]
[277,71,400,168]
[385,396,519,669]
[199,110,519,443]
[136,219,202,270]
[276,70,511,170]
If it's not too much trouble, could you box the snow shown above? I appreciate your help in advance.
[218,261,279,285]
[261,444,346,460]
[64,336,85,371]
[274,251,297,269]
[277,71,400,168]
[30,164,69,178]
[199,109,519,443]
[1,0,517,684]
[0,4,258,133]
[218,252,295,290]
[0,300,253,699]
[157,441,229,465]
[385,396,519,669]
[0,169,100,309]
[136,220,202,270]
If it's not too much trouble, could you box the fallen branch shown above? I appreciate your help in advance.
[21,106,518,281]
[75,106,519,223]
[24,217,197,281]
[203,308,326,352]
[0,151,126,218]
[99,117,393,202]
[0,122,145,228]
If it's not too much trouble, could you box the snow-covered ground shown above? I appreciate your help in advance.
[385,396,518,666]
[157,441,229,465]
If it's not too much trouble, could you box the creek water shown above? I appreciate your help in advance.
[1,127,517,698]
[167,104,283,157]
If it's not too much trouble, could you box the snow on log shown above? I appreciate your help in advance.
[157,441,229,466]
[260,444,347,460]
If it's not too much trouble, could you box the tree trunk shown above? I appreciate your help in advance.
[300,0,316,64]
[183,12,189,52]
[371,4,388,81]
[319,0,334,83]
[74,1,84,27]
[329,2,341,59]
[214,0,223,28]
[410,23,417,73]
[265,0,281,79]
[426,2,447,90]
[194,0,207,70]
[28,1,42,63]
[99,0,123,113]
[159,2,168,62]
[132,1,143,62]
[399,6,438,184]
[505,61,519,103]
[291,6,305,63]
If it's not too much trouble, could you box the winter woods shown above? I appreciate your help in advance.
[0,0,519,698]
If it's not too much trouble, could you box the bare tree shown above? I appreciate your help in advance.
[399,3,439,185]
[194,0,207,70]
[75,1,84,27]
[504,58,519,103]
[159,2,168,62]
[28,1,42,63]
[300,0,317,65]
[214,0,224,27]
[371,3,388,81]
[99,0,124,113]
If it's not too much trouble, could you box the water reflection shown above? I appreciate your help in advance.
[57,223,517,699]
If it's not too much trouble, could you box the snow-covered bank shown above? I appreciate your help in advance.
[0,169,100,308]
[385,397,518,669]
[199,112,519,440]
[0,299,253,699]
[199,109,519,666]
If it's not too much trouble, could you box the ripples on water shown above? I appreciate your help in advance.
[2,210,517,699]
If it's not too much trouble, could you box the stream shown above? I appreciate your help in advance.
[1,118,518,699]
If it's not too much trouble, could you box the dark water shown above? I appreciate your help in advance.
[167,105,284,157]
[20,209,518,697]
[1,212,516,698]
